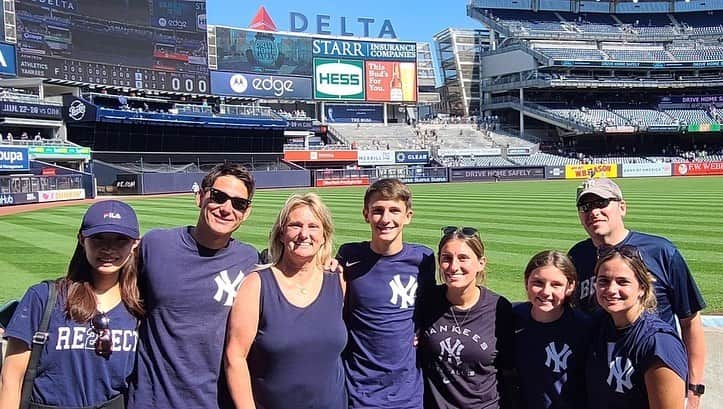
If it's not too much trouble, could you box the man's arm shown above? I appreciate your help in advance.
[679,312,706,409]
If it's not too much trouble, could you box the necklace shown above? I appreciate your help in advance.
[450,305,473,328]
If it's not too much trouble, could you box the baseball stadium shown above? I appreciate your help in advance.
[0,0,722,407]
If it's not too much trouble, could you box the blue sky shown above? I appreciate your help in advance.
[207,0,481,43]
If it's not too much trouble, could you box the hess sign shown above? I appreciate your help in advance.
[314,58,364,100]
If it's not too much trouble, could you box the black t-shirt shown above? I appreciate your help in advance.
[418,285,513,409]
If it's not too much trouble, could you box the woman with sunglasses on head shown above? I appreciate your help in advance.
[586,246,687,409]
[225,192,346,409]
[512,250,593,409]
[0,200,142,409]
[417,227,514,409]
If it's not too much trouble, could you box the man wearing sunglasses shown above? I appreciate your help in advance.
[568,178,707,409]
[128,163,259,409]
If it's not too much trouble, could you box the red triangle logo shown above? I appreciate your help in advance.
[249,6,278,32]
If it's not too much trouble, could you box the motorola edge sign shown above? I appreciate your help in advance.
[210,71,313,99]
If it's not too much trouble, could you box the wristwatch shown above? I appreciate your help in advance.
[688,384,705,396]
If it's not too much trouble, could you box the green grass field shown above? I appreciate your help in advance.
[1,177,721,312]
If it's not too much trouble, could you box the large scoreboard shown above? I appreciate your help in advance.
[211,27,417,102]
[13,0,209,93]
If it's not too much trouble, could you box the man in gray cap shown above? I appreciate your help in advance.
[568,178,707,409]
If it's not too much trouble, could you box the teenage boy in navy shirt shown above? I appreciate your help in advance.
[568,178,706,409]
[127,163,258,409]
[337,178,436,409]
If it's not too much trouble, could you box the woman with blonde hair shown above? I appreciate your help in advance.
[225,192,346,409]
[586,246,687,409]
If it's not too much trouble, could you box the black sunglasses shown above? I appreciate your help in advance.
[596,244,642,261]
[91,312,112,358]
[441,226,479,237]
[577,198,620,213]
[207,187,251,212]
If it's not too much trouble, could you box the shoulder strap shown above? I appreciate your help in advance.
[19,280,58,409]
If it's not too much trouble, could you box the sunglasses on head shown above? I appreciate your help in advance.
[91,312,112,358]
[577,197,620,213]
[596,244,642,261]
[207,187,251,212]
[441,226,479,237]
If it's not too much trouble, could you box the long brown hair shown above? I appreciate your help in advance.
[59,240,144,322]
[523,250,578,308]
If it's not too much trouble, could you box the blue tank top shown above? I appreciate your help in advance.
[248,267,347,409]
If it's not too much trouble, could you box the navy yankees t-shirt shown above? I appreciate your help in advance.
[569,230,706,327]
[418,285,514,409]
[337,241,436,409]
[586,312,688,409]
[128,227,258,409]
[512,303,593,409]
[4,282,138,407]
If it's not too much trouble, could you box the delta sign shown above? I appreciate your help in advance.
[314,58,364,100]
[249,6,397,39]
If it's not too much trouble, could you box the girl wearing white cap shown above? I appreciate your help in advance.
[0,200,143,409]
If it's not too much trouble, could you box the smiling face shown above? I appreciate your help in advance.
[81,232,139,277]
[526,265,575,322]
[363,193,412,254]
[281,205,325,264]
[578,194,627,246]
[594,255,645,327]
[196,175,252,239]
[439,238,486,291]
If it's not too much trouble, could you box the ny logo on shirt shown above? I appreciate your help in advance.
[439,337,464,366]
[545,342,573,373]
[388,274,417,309]
[607,356,634,393]
[213,270,245,306]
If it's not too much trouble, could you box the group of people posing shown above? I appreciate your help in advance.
[0,163,707,409]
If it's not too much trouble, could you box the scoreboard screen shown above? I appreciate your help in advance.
[14,0,209,93]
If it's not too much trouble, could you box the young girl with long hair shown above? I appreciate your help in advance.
[0,200,143,409]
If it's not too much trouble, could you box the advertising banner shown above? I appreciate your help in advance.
[564,164,619,179]
[358,150,395,166]
[115,174,139,194]
[210,71,313,99]
[312,39,416,61]
[0,42,17,77]
[1,101,63,120]
[604,126,636,134]
[152,0,206,33]
[0,146,30,171]
[366,61,416,102]
[507,147,532,156]
[28,146,91,160]
[63,96,98,123]
[376,167,448,183]
[284,150,358,161]
[673,161,723,176]
[215,28,313,76]
[314,58,365,100]
[545,166,566,179]
[687,123,721,132]
[450,167,545,182]
[315,176,370,187]
[437,148,502,157]
[38,189,85,203]
[622,163,672,178]
[325,104,383,123]
[395,150,429,164]
[0,192,39,206]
